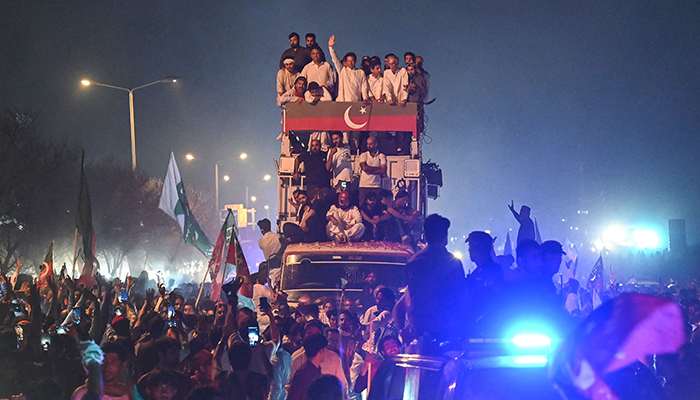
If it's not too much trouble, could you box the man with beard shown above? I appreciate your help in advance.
[277,57,300,98]
[305,33,326,62]
[325,132,353,192]
[294,139,331,198]
[278,76,307,107]
[279,32,311,73]
[326,191,365,243]
[406,63,427,104]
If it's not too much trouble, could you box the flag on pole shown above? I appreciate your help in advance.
[534,217,542,244]
[75,150,97,286]
[209,210,236,302]
[37,242,54,289]
[589,255,604,284]
[208,210,253,302]
[159,152,213,257]
[503,231,513,257]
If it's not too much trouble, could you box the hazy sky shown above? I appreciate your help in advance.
[3,1,699,259]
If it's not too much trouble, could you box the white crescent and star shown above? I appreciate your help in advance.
[344,106,368,129]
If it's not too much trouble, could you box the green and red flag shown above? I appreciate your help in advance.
[37,242,54,289]
[208,210,252,301]
[283,102,418,136]
[75,150,97,286]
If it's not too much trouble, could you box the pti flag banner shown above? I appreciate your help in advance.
[75,150,97,285]
[159,152,213,258]
[37,242,54,289]
[208,210,253,302]
[283,102,418,135]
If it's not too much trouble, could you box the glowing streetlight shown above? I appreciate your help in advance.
[223,175,230,181]
[239,153,248,160]
[185,153,195,161]
[80,76,180,170]
[263,174,271,181]
[250,196,257,202]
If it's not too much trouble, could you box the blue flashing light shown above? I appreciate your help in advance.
[513,355,548,366]
[511,334,551,348]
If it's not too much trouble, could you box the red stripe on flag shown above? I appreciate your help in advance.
[285,115,417,135]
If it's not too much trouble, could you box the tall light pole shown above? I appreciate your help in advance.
[81,76,179,170]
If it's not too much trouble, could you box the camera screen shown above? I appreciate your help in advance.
[248,327,259,346]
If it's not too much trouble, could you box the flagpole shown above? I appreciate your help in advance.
[72,227,79,278]
[195,263,211,309]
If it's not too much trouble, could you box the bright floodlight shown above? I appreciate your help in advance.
[453,251,463,260]
[81,80,91,86]
[633,230,661,249]
[185,154,195,161]
[250,196,257,202]
[512,334,551,348]
[264,205,269,210]
[239,153,248,160]
[263,174,271,181]
[223,175,230,181]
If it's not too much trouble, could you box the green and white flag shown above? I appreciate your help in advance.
[159,152,213,257]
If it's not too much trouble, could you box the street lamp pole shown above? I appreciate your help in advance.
[215,163,220,220]
[81,77,179,170]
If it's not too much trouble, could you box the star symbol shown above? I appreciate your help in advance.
[359,107,367,114]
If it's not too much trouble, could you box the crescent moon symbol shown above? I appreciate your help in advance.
[344,106,367,129]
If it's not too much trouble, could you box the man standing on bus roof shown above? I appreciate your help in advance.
[280,32,311,73]
[278,57,300,97]
[301,47,336,96]
[358,136,387,206]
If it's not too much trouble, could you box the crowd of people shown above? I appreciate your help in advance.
[276,32,430,108]
[277,32,430,156]
[277,134,421,248]
[2,206,700,399]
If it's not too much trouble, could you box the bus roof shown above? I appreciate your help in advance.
[283,241,414,258]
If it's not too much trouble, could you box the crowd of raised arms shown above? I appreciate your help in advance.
[2,212,700,400]
[276,32,430,107]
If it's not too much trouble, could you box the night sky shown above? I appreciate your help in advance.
[3,1,699,261]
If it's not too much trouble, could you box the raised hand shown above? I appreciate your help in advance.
[328,35,336,47]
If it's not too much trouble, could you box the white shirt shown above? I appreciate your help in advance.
[358,151,386,188]
[277,69,299,96]
[301,61,336,91]
[304,87,333,103]
[327,204,362,226]
[329,146,353,186]
[565,292,580,313]
[384,68,408,103]
[258,231,282,261]
[368,73,393,102]
[329,45,368,102]
[289,347,347,390]
[278,88,303,107]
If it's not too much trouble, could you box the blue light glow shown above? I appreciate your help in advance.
[511,334,551,348]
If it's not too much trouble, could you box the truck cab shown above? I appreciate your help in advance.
[280,241,414,307]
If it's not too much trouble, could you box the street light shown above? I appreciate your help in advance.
[185,153,195,161]
[81,76,179,170]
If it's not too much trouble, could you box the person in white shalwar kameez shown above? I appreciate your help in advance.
[326,191,365,243]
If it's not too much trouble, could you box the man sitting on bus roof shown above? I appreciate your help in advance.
[326,191,365,243]
[278,76,308,107]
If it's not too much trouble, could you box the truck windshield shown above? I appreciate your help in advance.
[282,259,407,291]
